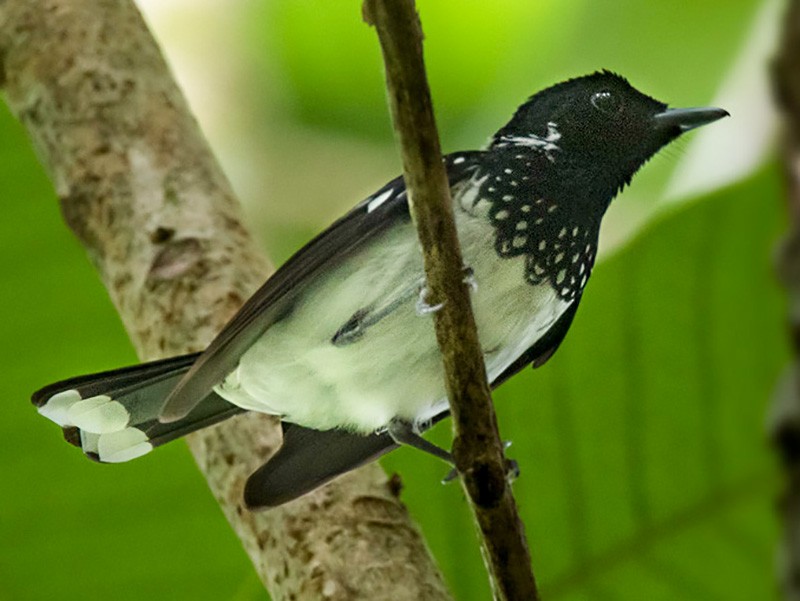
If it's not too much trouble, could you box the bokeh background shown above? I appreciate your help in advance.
[0,0,789,599]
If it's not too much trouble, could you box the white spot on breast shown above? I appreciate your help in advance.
[513,235,527,248]
[558,228,567,238]
[538,240,546,251]
[495,209,509,220]
[504,168,513,174]
[555,252,564,263]
[556,269,566,284]
[453,156,465,164]
[516,222,527,231]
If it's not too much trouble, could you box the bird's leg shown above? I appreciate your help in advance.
[387,418,453,464]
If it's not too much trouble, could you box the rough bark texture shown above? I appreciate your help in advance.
[0,1,452,599]
[772,1,800,599]
[363,1,539,599]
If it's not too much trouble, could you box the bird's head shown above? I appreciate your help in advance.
[491,71,728,193]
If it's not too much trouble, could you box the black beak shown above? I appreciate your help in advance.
[653,107,730,132]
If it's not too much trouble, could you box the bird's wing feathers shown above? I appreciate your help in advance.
[245,424,398,508]
[159,153,485,421]
[246,412,453,509]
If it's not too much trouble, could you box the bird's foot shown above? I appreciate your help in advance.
[441,441,520,485]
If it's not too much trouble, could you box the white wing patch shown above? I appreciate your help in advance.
[366,188,396,213]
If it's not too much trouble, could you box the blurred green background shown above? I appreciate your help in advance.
[0,0,789,599]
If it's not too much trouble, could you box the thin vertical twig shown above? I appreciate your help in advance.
[362,1,540,599]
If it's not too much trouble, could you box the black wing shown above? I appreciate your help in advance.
[159,153,485,422]
[245,424,397,508]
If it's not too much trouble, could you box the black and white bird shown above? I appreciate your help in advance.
[33,71,728,508]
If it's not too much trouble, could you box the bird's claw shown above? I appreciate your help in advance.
[416,287,445,316]
[463,266,478,292]
[506,458,520,484]
[440,455,520,485]
[441,467,458,484]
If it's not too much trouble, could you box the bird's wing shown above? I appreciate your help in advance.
[245,424,397,508]
[159,152,485,422]
[245,411,453,509]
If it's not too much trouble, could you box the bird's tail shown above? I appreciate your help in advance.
[32,353,244,463]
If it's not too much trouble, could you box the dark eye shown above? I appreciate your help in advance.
[590,91,620,114]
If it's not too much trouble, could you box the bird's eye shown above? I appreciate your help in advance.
[590,91,620,115]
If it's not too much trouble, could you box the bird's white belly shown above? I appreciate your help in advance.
[215,215,571,433]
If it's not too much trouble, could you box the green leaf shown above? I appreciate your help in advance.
[382,163,786,599]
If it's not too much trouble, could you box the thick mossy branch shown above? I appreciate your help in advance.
[363,1,540,599]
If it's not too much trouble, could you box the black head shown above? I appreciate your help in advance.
[481,71,727,302]
[491,71,728,193]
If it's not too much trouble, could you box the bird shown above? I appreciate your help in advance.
[32,71,728,509]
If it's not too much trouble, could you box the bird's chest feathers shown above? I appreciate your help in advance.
[457,157,602,303]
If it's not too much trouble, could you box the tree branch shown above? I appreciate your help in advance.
[362,1,539,599]
[0,1,452,599]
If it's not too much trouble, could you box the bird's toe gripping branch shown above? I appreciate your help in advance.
[415,265,477,317]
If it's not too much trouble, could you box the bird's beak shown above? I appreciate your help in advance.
[653,107,730,132]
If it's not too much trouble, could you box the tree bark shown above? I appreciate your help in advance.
[0,1,452,599]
